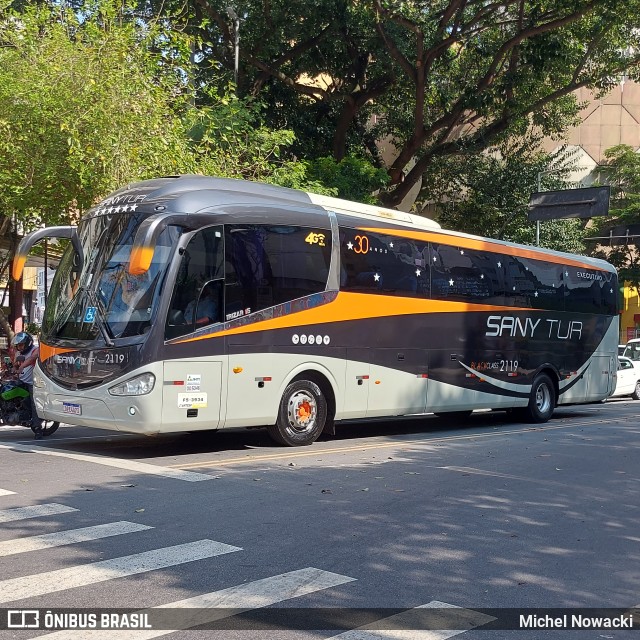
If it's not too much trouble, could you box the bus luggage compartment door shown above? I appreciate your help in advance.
[162,360,222,431]
[584,354,614,401]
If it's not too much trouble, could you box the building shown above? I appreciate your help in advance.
[541,81,640,343]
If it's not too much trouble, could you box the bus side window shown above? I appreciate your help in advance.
[339,229,425,296]
[165,227,223,339]
[225,224,331,319]
[430,245,504,305]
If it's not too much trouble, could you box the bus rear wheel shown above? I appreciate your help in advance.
[522,373,556,423]
[269,380,327,446]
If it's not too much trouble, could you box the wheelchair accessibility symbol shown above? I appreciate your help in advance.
[84,307,97,323]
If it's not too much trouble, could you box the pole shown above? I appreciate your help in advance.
[44,239,48,307]
[536,172,541,247]
[227,7,240,87]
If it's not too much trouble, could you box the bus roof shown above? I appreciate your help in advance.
[95,175,615,274]
[95,174,441,232]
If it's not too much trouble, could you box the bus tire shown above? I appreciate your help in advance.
[269,380,327,446]
[522,373,556,423]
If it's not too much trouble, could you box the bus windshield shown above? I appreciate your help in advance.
[42,214,180,342]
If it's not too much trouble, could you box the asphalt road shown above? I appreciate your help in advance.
[0,400,639,639]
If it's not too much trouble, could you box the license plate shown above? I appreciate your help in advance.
[62,402,82,415]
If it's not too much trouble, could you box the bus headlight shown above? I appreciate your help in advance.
[109,373,155,396]
[33,369,45,388]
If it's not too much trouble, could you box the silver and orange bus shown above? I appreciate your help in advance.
[14,176,619,445]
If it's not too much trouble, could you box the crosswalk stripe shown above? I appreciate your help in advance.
[326,601,495,639]
[0,443,214,482]
[0,503,78,523]
[0,488,16,496]
[42,567,356,639]
[0,539,241,604]
[0,521,153,557]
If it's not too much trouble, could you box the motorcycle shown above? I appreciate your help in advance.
[0,363,59,437]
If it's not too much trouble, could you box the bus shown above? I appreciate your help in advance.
[13,175,619,446]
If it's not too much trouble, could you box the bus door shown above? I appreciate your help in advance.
[162,360,223,430]
[162,225,226,430]
[584,354,615,401]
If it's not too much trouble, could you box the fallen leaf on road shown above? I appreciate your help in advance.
[359,488,369,492]
[120,484,136,488]
[135,508,145,513]
[321,489,332,494]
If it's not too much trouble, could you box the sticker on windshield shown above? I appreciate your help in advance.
[84,307,97,323]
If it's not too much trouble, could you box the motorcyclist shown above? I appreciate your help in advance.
[11,331,43,439]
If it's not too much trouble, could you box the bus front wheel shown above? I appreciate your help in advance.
[522,373,556,423]
[269,380,327,446]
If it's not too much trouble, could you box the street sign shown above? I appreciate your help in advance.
[527,186,610,221]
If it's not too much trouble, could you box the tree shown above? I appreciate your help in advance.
[421,141,586,253]
[173,0,640,207]
[589,144,640,286]
[0,0,199,336]
[0,0,332,338]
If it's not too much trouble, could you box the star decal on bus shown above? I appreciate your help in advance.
[374,273,381,281]
[347,241,353,250]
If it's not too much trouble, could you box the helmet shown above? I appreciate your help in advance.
[11,331,33,353]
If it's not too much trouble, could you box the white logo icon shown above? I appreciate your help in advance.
[292,334,299,344]
[315,335,322,345]
[323,335,330,345]
[308,335,315,345]
[300,335,308,344]
[8,610,40,629]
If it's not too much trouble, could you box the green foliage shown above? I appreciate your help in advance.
[305,157,390,204]
[588,144,640,285]
[0,0,195,231]
[0,0,380,241]
[167,0,640,207]
[25,322,40,336]
[421,143,587,254]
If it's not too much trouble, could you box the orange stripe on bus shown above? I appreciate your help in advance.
[358,227,610,271]
[39,343,77,362]
[176,292,527,344]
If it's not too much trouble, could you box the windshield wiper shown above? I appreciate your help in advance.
[85,288,115,347]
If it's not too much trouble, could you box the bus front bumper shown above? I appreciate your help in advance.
[33,363,164,435]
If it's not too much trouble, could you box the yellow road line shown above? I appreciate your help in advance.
[170,417,623,470]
